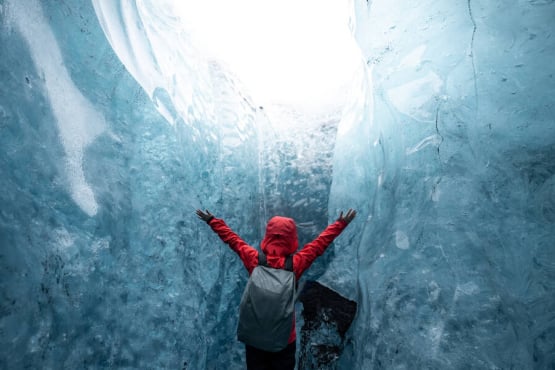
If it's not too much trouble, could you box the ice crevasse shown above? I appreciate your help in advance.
[1,0,554,369]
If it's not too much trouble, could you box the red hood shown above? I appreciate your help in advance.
[261,216,299,256]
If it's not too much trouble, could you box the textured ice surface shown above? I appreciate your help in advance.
[1,0,555,369]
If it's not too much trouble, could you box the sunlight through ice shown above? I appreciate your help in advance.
[173,0,363,113]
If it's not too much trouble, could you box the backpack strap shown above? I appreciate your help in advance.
[285,255,294,272]
[285,255,298,290]
[258,251,267,267]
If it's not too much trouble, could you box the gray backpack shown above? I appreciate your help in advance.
[237,252,296,352]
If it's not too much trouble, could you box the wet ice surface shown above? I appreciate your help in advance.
[1,0,555,369]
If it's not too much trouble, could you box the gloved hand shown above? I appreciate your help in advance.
[196,209,214,223]
[337,209,357,224]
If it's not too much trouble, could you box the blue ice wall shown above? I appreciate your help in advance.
[1,0,554,369]
[335,1,555,368]
[1,1,260,368]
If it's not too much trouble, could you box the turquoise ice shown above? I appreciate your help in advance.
[1,0,554,369]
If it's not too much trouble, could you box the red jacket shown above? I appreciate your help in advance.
[208,216,348,345]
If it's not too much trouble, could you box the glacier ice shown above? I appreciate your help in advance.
[1,0,555,369]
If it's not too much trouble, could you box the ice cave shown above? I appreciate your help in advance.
[1,0,554,369]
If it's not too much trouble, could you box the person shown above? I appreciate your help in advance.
[196,208,357,370]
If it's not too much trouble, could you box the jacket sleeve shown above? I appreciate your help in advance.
[293,220,348,278]
[207,218,259,274]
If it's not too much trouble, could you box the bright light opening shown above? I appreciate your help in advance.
[173,0,363,112]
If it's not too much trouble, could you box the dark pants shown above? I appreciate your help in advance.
[245,342,296,370]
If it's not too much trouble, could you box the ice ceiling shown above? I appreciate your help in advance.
[1,0,554,369]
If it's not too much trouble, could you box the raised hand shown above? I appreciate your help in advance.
[196,209,214,223]
[337,209,357,224]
